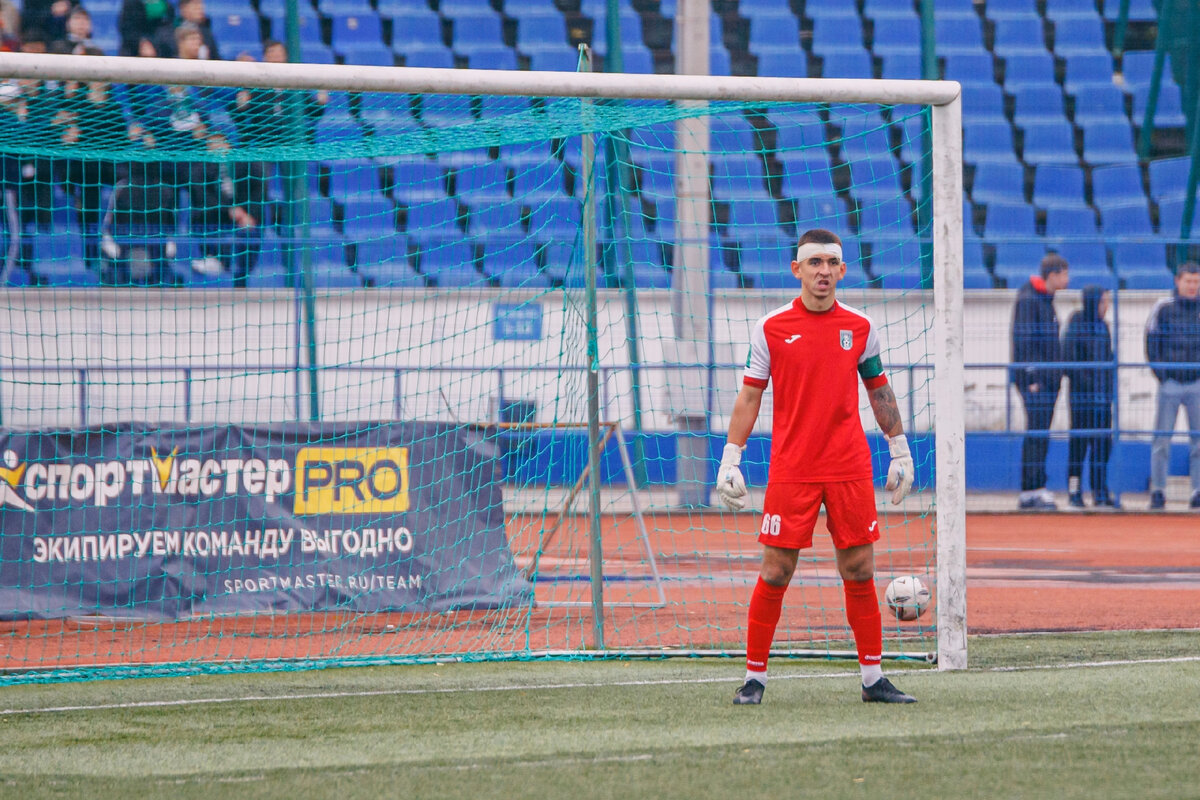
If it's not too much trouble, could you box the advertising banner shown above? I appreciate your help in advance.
[0,422,532,619]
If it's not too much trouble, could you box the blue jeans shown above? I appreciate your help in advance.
[1150,379,1200,493]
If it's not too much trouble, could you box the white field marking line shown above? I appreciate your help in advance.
[4,655,1200,718]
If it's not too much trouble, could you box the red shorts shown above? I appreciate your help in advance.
[758,479,880,551]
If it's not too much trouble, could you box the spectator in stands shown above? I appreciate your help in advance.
[52,4,93,53]
[187,132,267,285]
[118,0,174,57]
[1062,285,1117,509]
[10,32,63,277]
[230,41,328,147]
[57,47,135,275]
[1010,253,1069,510]
[20,0,72,45]
[155,0,220,60]
[1144,261,1200,510]
[0,0,20,51]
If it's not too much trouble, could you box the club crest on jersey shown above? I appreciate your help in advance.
[839,330,853,350]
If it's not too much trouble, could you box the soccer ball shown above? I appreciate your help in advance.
[884,576,931,621]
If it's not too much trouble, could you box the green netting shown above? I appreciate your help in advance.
[0,69,942,683]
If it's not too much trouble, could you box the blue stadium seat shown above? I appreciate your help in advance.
[869,239,922,288]
[481,239,546,287]
[331,15,384,53]
[811,16,865,55]
[986,0,1040,19]
[399,45,455,68]
[454,162,510,202]
[412,238,481,286]
[1062,53,1115,93]
[963,122,1018,165]
[758,50,808,77]
[1148,156,1191,202]
[264,9,322,44]
[848,156,905,201]
[879,53,921,80]
[343,199,397,237]
[1091,164,1145,208]
[466,202,523,236]
[512,162,567,200]
[870,15,920,55]
[516,15,568,50]
[1102,0,1157,21]
[1020,122,1078,165]
[1081,120,1138,164]
[1133,83,1187,128]
[463,46,517,70]
[1070,85,1126,126]
[1052,17,1106,55]
[993,241,1049,283]
[1045,0,1103,20]
[418,95,474,126]
[863,0,918,19]
[314,111,364,145]
[942,52,995,87]
[530,50,580,71]
[1003,52,1057,90]
[1054,241,1109,273]
[209,14,262,54]
[858,198,915,236]
[1156,199,1200,236]
[973,161,1026,206]
[404,197,465,236]
[962,84,1008,123]
[1122,270,1175,289]
[779,155,837,198]
[838,115,894,159]
[792,195,849,231]
[589,9,644,47]
[725,197,784,230]
[389,159,446,202]
[984,201,1037,237]
[318,0,374,14]
[329,161,384,198]
[452,12,504,48]
[1099,202,1154,236]
[1012,85,1067,127]
[747,13,800,52]
[528,197,583,237]
[1111,240,1170,279]
[1033,164,1087,208]
[709,116,762,153]
[1121,52,1176,92]
[390,12,442,47]
[341,48,395,66]
[993,19,1048,55]
[820,49,873,79]
[805,0,861,18]
[934,16,984,54]
[711,156,770,199]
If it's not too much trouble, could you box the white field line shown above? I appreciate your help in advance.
[3,655,1200,718]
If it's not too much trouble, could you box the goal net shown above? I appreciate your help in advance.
[0,52,964,683]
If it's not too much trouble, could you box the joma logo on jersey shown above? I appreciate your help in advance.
[294,447,410,515]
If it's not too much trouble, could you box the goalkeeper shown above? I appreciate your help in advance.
[717,229,917,706]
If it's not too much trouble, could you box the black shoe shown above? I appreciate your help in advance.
[862,677,916,704]
[1150,490,1166,510]
[1094,493,1121,510]
[1068,492,1085,508]
[1190,492,1200,510]
[733,679,765,705]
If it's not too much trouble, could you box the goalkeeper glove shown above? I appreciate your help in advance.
[885,434,914,505]
[716,443,748,511]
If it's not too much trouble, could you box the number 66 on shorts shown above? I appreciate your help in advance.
[760,513,782,537]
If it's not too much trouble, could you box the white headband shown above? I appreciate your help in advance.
[795,242,843,263]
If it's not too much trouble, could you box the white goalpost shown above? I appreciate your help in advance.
[0,51,966,673]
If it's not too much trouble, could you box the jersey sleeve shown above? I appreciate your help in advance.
[742,317,770,389]
[856,316,888,390]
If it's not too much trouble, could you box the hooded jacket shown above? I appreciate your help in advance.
[1062,285,1114,406]
[1010,275,1062,392]
[1145,289,1200,383]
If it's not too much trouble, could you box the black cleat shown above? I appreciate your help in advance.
[733,679,765,705]
[861,677,917,704]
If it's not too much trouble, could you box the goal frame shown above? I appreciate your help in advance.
[0,52,966,670]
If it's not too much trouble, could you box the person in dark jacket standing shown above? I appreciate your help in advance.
[1145,261,1200,510]
[1011,253,1070,510]
[1063,285,1117,508]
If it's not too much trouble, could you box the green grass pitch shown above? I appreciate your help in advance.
[1,630,1197,799]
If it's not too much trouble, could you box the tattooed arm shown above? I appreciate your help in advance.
[868,381,904,438]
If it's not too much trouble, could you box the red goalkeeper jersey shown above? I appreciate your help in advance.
[742,298,888,482]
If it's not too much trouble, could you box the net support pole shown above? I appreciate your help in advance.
[580,52,606,650]
[931,93,967,670]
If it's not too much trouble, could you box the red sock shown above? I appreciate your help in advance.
[843,579,883,667]
[746,576,788,672]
